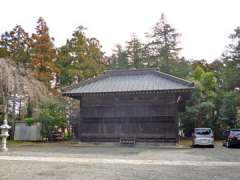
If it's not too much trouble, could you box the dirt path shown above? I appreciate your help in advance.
[0,155,240,167]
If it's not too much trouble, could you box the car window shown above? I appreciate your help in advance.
[230,130,240,136]
[195,129,211,135]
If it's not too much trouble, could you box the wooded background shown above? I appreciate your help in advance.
[0,14,239,139]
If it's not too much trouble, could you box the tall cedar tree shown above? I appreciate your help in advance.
[0,25,32,66]
[57,26,105,86]
[222,27,240,90]
[31,17,58,86]
[126,34,144,68]
[147,14,181,73]
[109,45,129,69]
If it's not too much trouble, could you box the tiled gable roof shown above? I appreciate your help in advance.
[63,68,194,96]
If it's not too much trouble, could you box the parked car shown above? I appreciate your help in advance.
[223,129,240,148]
[192,128,214,148]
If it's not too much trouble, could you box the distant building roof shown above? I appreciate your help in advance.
[63,68,194,97]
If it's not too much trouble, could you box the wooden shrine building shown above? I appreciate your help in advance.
[63,68,194,144]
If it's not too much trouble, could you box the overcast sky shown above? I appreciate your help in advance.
[0,0,239,61]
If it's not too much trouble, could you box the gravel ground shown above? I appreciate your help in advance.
[0,143,240,180]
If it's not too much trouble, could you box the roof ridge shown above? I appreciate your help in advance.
[104,68,159,76]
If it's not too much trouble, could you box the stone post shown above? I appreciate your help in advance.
[0,119,11,152]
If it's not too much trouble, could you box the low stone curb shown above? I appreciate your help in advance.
[71,142,191,149]
[6,141,191,149]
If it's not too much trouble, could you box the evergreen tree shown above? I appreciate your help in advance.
[126,34,144,68]
[56,26,105,87]
[146,14,181,73]
[222,27,240,90]
[0,25,32,66]
[109,44,129,69]
[171,57,192,78]
[219,91,239,128]
[31,17,59,85]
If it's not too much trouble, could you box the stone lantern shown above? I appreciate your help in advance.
[0,119,11,152]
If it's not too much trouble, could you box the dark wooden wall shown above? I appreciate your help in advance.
[75,93,189,143]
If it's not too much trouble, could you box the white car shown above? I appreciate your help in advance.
[192,128,214,148]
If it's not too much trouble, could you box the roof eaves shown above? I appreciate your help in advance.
[64,87,194,97]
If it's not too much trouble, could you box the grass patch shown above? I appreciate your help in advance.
[178,138,192,146]
[6,140,78,147]
[8,140,26,145]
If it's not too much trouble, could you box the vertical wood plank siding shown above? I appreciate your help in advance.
[76,93,189,143]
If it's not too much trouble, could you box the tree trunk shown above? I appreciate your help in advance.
[10,92,16,139]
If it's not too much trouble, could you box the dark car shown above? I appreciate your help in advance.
[223,129,240,148]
